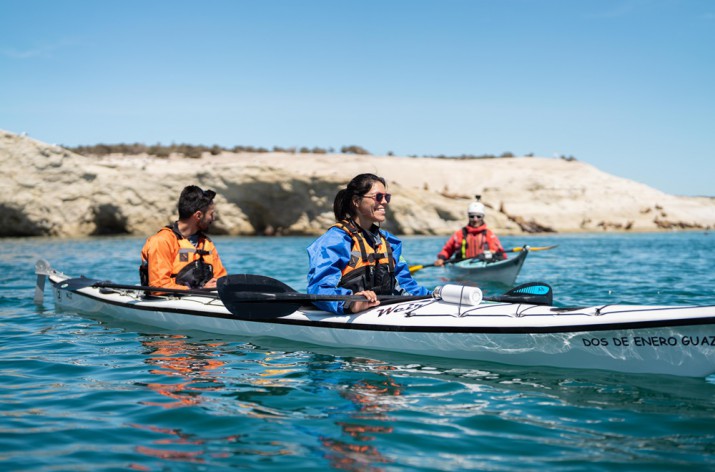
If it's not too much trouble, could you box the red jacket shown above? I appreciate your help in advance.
[437,224,507,261]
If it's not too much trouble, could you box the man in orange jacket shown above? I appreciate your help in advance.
[140,185,228,290]
[433,201,507,267]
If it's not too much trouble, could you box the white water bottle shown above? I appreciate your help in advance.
[433,284,483,306]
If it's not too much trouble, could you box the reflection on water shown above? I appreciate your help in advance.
[123,334,410,469]
[110,329,715,469]
[140,335,227,409]
[323,361,404,471]
[130,335,229,465]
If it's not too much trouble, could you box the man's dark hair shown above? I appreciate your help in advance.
[178,185,216,219]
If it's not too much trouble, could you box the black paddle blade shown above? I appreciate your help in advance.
[217,274,302,320]
[218,274,298,294]
[486,281,553,306]
[59,277,103,291]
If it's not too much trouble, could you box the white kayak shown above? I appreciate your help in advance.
[35,259,715,377]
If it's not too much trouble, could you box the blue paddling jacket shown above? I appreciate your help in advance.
[307,224,431,315]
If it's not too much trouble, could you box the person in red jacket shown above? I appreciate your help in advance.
[433,201,507,267]
[140,185,228,290]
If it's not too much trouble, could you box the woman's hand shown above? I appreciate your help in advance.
[347,290,380,313]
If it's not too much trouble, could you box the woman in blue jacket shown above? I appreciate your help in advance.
[307,173,431,315]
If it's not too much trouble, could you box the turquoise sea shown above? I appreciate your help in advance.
[2,232,715,471]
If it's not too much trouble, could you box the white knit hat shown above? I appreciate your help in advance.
[467,202,485,215]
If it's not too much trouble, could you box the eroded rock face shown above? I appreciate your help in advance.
[2,129,714,238]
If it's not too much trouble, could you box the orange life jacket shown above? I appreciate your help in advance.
[332,219,396,295]
[140,223,226,289]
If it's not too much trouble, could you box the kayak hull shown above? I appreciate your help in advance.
[445,248,528,285]
[42,267,715,377]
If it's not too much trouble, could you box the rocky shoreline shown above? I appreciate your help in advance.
[3,129,714,238]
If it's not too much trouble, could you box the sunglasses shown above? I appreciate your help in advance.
[468,214,484,219]
[362,192,392,203]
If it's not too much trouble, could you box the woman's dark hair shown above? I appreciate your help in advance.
[178,185,216,219]
[333,173,386,221]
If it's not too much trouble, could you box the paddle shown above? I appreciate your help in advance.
[216,274,554,320]
[508,244,558,253]
[408,244,558,274]
[91,281,220,298]
[216,274,432,319]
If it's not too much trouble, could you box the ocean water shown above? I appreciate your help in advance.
[2,232,715,471]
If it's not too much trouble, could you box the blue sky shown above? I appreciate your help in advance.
[2,0,713,196]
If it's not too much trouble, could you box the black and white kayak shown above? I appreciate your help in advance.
[35,259,715,377]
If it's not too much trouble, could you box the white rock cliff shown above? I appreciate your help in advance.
[2,129,713,238]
